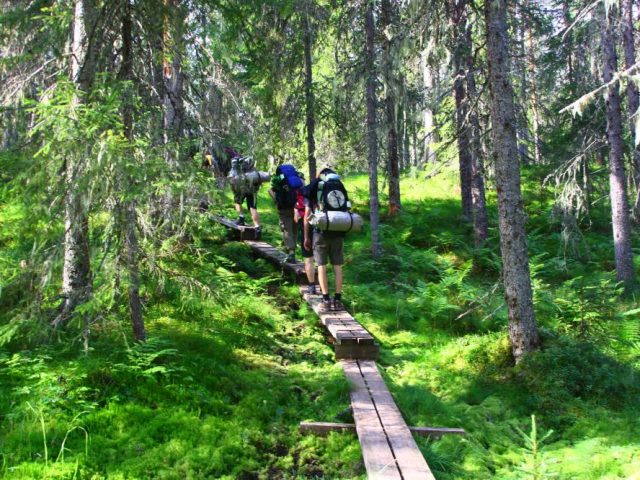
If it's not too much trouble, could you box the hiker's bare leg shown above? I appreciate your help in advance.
[318,265,329,295]
[234,203,243,216]
[334,264,343,294]
[305,258,315,284]
[250,207,260,227]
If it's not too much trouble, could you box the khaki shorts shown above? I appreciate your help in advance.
[233,190,257,209]
[313,231,344,266]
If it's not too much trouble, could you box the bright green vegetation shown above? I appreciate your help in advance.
[1,168,639,479]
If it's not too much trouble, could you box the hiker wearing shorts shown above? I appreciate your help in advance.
[228,154,261,233]
[303,165,347,312]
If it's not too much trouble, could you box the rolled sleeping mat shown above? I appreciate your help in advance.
[228,170,269,187]
[258,171,271,183]
[309,210,363,232]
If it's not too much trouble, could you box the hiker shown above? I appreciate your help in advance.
[228,153,262,233]
[304,165,349,311]
[269,164,303,263]
[294,176,317,292]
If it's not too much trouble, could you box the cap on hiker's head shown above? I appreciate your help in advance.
[318,163,335,177]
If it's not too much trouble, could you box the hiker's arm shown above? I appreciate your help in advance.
[304,206,312,250]
[268,189,276,201]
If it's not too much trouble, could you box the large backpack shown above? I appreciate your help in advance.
[277,164,304,190]
[272,175,297,210]
[317,173,348,212]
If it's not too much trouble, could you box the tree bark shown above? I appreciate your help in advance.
[422,52,438,166]
[525,0,541,164]
[465,21,488,246]
[163,0,184,167]
[602,5,635,288]
[55,0,95,327]
[120,0,145,342]
[622,0,640,220]
[562,0,575,87]
[365,0,381,257]
[485,0,540,362]
[448,0,473,221]
[303,6,317,180]
[381,0,401,215]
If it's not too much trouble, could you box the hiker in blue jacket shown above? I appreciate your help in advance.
[269,164,304,263]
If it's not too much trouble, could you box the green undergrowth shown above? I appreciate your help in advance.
[1,168,639,478]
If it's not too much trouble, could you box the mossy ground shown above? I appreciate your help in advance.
[1,168,639,478]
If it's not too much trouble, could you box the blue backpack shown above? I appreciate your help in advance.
[277,164,304,190]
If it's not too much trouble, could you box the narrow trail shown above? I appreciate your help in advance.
[213,216,465,479]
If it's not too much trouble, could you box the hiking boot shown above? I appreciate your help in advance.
[332,298,345,311]
[306,284,317,295]
[235,216,246,226]
[285,253,296,264]
[319,298,332,313]
[254,225,261,239]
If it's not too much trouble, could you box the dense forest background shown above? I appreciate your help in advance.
[1,0,639,478]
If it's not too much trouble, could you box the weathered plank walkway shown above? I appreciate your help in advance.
[211,215,452,479]
[341,359,436,480]
[301,287,379,360]
[244,240,308,282]
[210,214,260,240]
[299,422,466,440]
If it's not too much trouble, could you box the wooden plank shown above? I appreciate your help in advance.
[411,426,466,438]
[342,360,402,479]
[300,421,356,436]
[244,240,307,279]
[356,361,435,480]
[301,288,375,348]
[300,422,465,440]
[211,215,260,240]
[335,343,380,360]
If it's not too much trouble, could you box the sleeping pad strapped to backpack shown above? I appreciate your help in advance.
[309,172,363,232]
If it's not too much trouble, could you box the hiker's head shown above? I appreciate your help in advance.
[318,163,335,179]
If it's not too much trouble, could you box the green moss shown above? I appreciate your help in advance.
[1,170,639,478]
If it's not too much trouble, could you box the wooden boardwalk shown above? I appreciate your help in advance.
[210,214,260,241]
[301,287,379,360]
[244,240,308,282]
[342,359,435,480]
[211,215,450,479]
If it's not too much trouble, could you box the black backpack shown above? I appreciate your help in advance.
[275,182,297,209]
[273,170,298,210]
[317,173,348,212]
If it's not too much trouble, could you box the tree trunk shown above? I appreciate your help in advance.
[422,51,438,166]
[583,155,591,217]
[561,0,575,88]
[448,0,473,221]
[163,0,184,167]
[303,6,317,180]
[381,0,401,216]
[485,0,540,362]
[55,0,95,327]
[525,0,541,164]
[397,92,405,170]
[602,5,635,288]
[516,3,530,166]
[465,21,488,246]
[120,0,145,342]
[365,0,381,257]
[622,0,640,220]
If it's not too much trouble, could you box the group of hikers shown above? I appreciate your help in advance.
[204,145,356,313]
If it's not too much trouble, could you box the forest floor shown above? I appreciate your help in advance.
[1,168,639,479]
